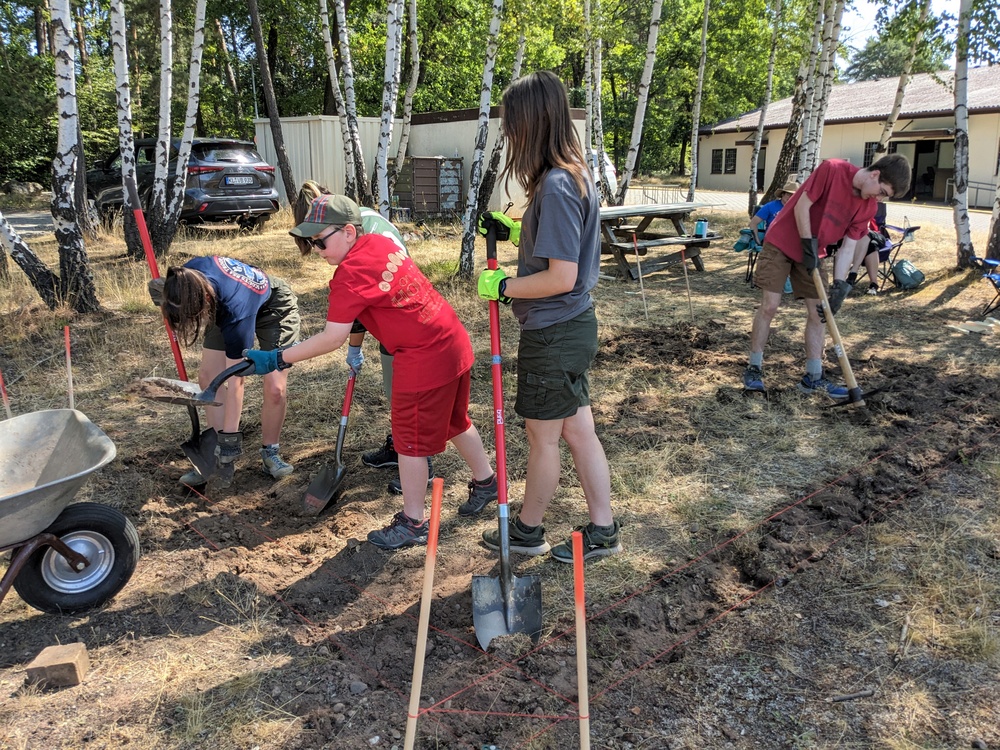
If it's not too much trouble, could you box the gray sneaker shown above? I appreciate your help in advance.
[742,365,765,392]
[482,518,551,556]
[261,446,294,478]
[367,512,429,550]
[550,520,623,564]
[457,473,498,517]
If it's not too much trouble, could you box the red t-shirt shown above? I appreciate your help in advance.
[325,233,473,393]
[765,159,877,262]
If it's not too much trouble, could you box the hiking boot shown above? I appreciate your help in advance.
[457,473,498,517]
[482,518,551,556]
[179,468,206,486]
[797,373,849,399]
[367,512,429,550]
[388,457,434,495]
[742,365,765,392]
[362,434,398,468]
[261,446,294,478]
[550,520,623,564]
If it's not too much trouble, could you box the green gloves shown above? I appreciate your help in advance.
[478,212,521,246]
[800,237,819,271]
[478,268,511,304]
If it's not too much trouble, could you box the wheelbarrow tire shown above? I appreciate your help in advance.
[12,502,140,615]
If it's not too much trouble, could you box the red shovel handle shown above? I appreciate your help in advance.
[480,215,508,509]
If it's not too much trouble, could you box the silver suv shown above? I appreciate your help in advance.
[87,137,280,231]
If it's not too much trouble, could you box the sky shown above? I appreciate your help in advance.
[839,0,959,50]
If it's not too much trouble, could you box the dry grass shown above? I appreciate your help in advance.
[0,206,998,749]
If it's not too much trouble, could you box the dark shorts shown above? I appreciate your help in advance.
[203,276,301,352]
[391,370,473,457]
[754,243,828,299]
[515,306,597,421]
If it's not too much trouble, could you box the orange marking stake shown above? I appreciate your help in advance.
[0,368,12,419]
[64,325,75,410]
[404,477,445,750]
[573,530,591,749]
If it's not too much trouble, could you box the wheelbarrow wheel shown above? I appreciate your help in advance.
[12,502,140,615]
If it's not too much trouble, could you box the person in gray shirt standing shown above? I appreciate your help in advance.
[477,70,622,563]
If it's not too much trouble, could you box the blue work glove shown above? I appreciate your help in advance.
[478,268,511,304]
[242,348,279,375]
[800,237,819,271]
[827,279,852,316]
[346,344,364,374]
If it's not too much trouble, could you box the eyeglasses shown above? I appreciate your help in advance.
[877,184,893,201]
[306,225,345,250]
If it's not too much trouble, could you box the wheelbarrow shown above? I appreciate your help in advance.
[0,409,140,615]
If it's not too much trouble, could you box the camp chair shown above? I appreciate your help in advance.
[734,223,765,286]
[877,217,920,291]
[970,255,1000,317]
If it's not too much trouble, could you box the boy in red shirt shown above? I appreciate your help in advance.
[244,194,497,549]
[742,154,910,395]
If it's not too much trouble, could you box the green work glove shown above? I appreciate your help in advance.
[478,268,511,304]
[800,237,819,271]
[477,212,521,246]
[827,279,852,315]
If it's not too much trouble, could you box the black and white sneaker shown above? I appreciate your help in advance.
[362,434,398,468]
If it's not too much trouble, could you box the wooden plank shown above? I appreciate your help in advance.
[605,233,722,256]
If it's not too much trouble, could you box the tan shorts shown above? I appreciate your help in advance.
[753,242,829,299]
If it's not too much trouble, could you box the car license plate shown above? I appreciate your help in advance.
[225,175,255,186]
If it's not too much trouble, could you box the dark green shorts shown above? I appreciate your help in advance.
[515,306,597,421]
[203,276,301,352]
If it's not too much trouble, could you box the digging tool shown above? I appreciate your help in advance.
[812,267,879,408]
[127,177,218,479]
[472,214,543,651]
[138,360,255,407]
[301,367,357,515]
[0,368,12,419]
[404,477,444,750]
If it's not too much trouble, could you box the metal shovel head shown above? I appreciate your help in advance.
[827,386,884,409]
[181,427,218,479]
[136,377,223,407]
[301,462,346,515]
[471,572,543,650]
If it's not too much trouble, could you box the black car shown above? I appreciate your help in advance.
[86,137,280,230]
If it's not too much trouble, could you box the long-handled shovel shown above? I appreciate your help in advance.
[301,368,357,515]
[471,214,543,651]
[812,267,879,408]
[127,177,219,479]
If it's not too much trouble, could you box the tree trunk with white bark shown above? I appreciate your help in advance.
[110,0,143,260]
[685,0,709,202]
[319,0,356,200]
[336,0,373,206]
[875,0,931,155]
[391,0,420,200]
[375,0,404,216]
[952,0,974,268]
[146,0,173,240]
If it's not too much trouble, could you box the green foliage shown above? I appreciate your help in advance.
[0,45,56,183]
[844,34,949,81]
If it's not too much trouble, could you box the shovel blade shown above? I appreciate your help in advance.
[301,462,346,515]
[181,427,218,479]
[471,573,543,650]
[137,377,224,407]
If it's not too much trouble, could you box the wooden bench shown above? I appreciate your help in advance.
[602,232,723,279]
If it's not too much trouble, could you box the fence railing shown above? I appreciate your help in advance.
[944,178,997,209]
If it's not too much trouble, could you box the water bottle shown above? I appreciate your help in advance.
[694,218,708,237]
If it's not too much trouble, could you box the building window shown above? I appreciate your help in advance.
[863,141,878,167]
[711,149,723,174]
[724,148,737,174]
[791,151,800,172]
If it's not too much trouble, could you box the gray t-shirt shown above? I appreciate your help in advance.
[511,168,601,330]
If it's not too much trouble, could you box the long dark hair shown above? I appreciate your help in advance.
[160,266,216,347]
[293,180,331,256]
[500,70,589,203]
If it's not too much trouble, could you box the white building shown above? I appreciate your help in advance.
[697,66,1000,208]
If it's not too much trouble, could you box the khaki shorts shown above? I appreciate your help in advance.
[515,307,597,421]
[203,276,301,352]
[753,242,829,299]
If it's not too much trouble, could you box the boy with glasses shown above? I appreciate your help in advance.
[743,153,911,395]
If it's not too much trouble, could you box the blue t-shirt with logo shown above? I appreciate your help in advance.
[184,256,271,358]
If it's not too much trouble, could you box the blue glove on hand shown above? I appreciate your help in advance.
[478,268,511,304]
[242,348,279,375]
[346,344,364,374]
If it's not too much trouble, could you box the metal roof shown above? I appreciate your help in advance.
[702,65,1000,134]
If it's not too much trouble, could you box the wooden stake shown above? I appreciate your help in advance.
[573,530,591,750]
[64,325,75,410]
[0,368,12,419]
[679,246,694,322]
[404,478,445,750]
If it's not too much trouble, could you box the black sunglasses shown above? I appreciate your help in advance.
[306,225,345,250]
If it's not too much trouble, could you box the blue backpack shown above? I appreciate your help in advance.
[891,259,925,290]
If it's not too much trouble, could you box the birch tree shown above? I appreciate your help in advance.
[592,0,614,205]
[110,0,143,260]
[808,0,845,171]
[319,0,356,200]
[0,213,60,309]
[458,0,504,278]
[248,0,296,202]
[874,0,933,155]
[614,0,662,204]
[749,0,783,216]
[952,0,973,268]
[335,0,374,207]
[146,0,173,239]
[796,0,824,178]
[391,0,420,200]
[374,0,404,216]
[685,0,709,203]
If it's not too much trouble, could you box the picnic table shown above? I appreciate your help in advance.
[599,202,722,281]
